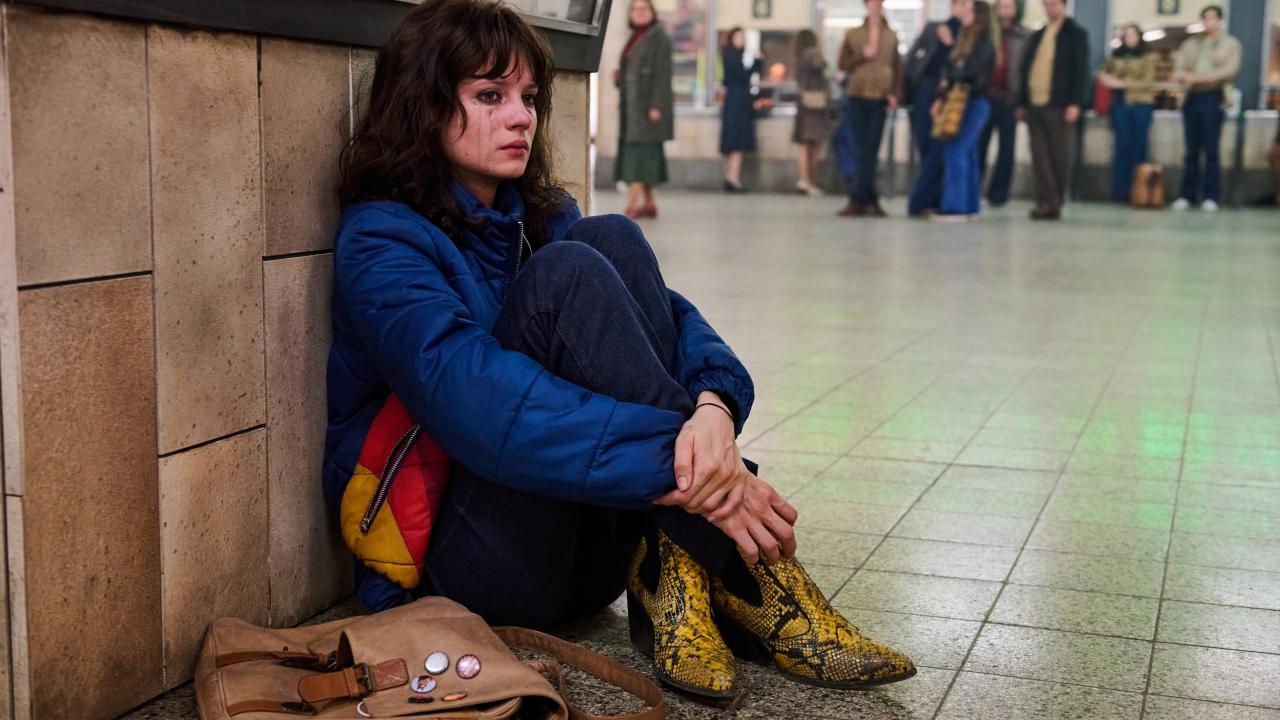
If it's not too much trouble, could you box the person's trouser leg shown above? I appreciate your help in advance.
[977,95,999,182]
[1181,93,1206,202]
[1026,106,1053,211]
[851,97,887,205]
[1200,95,1224,203]
[989,99,1017,204]
[911,83,938,162]
[1111,95,1134,201]
[940,97,989,214]
[1046,109,1072,210]
[423,216,735,627]
[1133,103,1153,165]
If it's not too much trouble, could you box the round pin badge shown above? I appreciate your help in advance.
[424,651,450,675]
[455,654,481,679]
[411,675,437,694]
[442,692,468,702]
[356,700,371,718]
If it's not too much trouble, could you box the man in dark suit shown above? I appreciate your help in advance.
[1014,0,1089,220]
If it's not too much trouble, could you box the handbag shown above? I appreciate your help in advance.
[195,595,666,719]
[1130,163,1164,209]
[1093,80,1112,115]
[799,89,829,111]
[931,83,970,142]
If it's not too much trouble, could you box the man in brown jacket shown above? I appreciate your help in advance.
[836,0,903,217]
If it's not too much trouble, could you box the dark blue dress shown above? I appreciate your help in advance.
[719,50,762,154]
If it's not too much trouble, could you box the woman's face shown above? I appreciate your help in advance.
[1123,26,1141,48]
[731,30,744,49]
[959,3,976,25]
[444,60,538,198]
[629,1,653,26]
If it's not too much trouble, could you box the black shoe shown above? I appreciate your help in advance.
[723,180,746,194]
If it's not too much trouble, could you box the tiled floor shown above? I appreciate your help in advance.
[124,193,1280,718]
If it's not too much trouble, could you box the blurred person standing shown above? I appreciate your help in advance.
[1014,0,1089,220]
[978,0,1029,206]
[904,0,972,216]
[720,27,763,192]
[836,0,902,216]
[616,0,674,219]
[1097,23,1157,202]
[792,29,833,197]
[912,0,997,219]
[1170,4,1240,212]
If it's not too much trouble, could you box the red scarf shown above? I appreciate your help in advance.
[623,21,655,60]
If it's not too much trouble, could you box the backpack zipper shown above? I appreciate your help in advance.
[360,423,421,534]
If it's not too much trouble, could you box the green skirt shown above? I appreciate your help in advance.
[616,142,668,185]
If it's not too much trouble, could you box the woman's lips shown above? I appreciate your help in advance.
[501,141,529,154]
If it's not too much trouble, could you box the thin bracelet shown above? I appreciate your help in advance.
[694,402,734,422]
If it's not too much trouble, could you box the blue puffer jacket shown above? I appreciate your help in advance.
[324,182,754,610]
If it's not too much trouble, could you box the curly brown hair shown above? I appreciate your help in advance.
[338,0,565,242]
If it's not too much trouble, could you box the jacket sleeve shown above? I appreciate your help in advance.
[1013,31,1038,107]
[653,31,675,115]
[669,289,754,435]
[336,211,687,511]
[1071,27,1090,107]
[1206,38,1241,84]
[838,29,858,73]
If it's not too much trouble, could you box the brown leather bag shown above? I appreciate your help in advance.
[931,84,970,142]
[195,596,666,719]
[1130,163,1165,208]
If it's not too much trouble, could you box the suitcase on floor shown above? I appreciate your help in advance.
[1130,163,1164,208]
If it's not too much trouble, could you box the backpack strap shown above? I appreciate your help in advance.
[494,627,666,720]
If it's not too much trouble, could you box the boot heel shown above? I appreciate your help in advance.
[713,608,773,664]
[626,590,656,659]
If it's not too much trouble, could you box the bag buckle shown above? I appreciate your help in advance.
[353,663,374,695]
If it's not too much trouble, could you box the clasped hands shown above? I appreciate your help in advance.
[654,392,798,565]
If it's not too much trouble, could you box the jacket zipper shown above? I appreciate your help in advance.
[360,423,421,534]
[512,220,531,276]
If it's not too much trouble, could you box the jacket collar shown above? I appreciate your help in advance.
[452,180,525,227]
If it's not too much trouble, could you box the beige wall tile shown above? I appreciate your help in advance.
[261,39,349,256]
[149,26,265,453]
[554,72,591,213]
[350,48,377,133]
[0,5,24,497]
[7,7,151,286]
[17,277,161,719]
[264,256,350,627]
[7,497,29,720]
[160,429,269,686]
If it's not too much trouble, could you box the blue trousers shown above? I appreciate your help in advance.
[978,94,1016,204]
[1110,94,1154,201]
[1180,90,1225,203]
[420,215,737,627]
[846,97,888,205]
[908,83,944,215]
[939,97,991,215]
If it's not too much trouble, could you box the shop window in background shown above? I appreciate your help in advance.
[656,0,709,104]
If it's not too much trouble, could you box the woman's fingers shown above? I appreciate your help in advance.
[747,521,782,565]
[673,424,694,491]
[728,522,759,565]
[707,485,746,523]
[763,509,798,559]
[771,491,799,526]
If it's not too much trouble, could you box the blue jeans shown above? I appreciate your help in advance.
[1110,93,1154,201]
[419,215,737,628]
[940,97,991,215]
[908,83,945,215]
[1180,90,1225,203]
[978,94,1016,204]
[847,97,888,205]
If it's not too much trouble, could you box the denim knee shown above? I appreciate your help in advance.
[562,214,654,270]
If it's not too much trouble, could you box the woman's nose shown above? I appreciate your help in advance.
[506,102,534,131]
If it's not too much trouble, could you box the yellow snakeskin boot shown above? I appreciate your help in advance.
[626,533,738,698]
[712,557,916,689]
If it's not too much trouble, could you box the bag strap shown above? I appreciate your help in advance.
[494,626,666,720]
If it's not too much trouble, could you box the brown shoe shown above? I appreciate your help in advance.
[864,202,888,218]
[1029,207,1061,221]
[636,203,658,219]
[837,201,863,217]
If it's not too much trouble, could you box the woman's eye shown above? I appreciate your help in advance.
[477,90,501,103]
[522,93,537,107]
